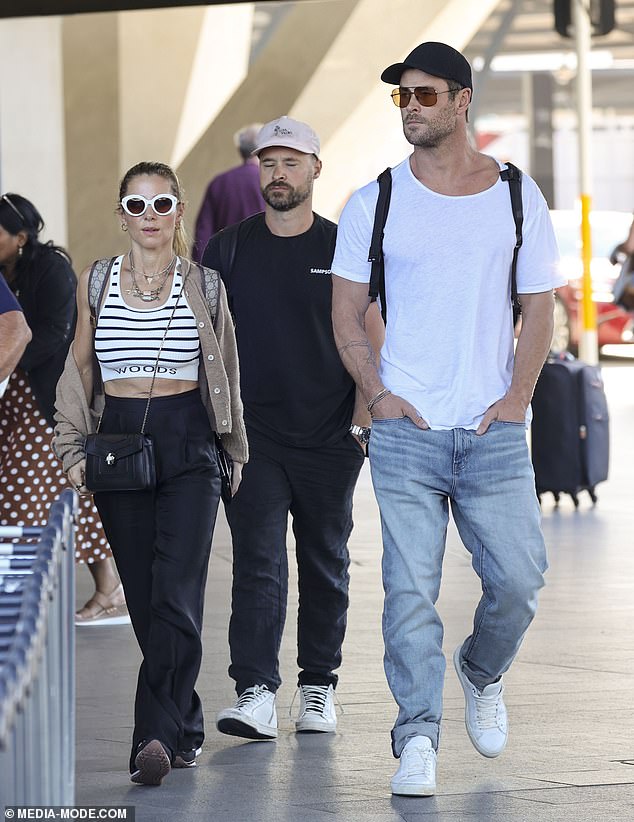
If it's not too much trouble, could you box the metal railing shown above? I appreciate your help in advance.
[0,488,77,805]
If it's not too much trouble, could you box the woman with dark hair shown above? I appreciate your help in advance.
[0,192,127,624]
[53,162,247,786]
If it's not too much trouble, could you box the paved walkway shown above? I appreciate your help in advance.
[75,359,634,821]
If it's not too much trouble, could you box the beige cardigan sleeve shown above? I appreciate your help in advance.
[183,264,248,465]
[212,280,248,464]
[53,346,103,472]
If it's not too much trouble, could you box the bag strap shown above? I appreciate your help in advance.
[88,257,116,408]
[192,260,219,322]
[88,257,117,327]
[368,167,392,324]
[499,162,524,324]
[139,267,188,434]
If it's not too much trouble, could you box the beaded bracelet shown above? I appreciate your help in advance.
[367,388,392,413]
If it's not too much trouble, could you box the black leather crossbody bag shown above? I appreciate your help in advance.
[85,431,156,492]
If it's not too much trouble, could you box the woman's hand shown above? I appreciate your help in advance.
[231,462,243,497]
[68,459,90,496]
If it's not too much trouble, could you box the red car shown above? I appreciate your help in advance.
[549,210,634,353]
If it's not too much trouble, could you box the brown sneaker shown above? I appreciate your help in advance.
[130,739,171,786]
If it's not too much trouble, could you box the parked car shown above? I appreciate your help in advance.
[549,210,634,353]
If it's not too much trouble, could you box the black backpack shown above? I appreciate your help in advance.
[367,162,524,325]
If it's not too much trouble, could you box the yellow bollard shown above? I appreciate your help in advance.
[578,194,598,364]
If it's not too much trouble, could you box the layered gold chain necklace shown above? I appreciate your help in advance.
[126,251,177,302]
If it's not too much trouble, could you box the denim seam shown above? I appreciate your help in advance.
[464,538,490,664]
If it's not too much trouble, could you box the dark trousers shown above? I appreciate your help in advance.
[94,390,221,772]
[226,428,364,695]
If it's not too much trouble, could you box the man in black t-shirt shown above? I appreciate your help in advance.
[203,117,376,740]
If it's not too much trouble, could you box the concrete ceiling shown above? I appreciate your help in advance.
[0,0,295,17]
[3,0,633,116]
[465,0,634,117]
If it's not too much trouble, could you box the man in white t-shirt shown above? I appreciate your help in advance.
[331,41,564,797]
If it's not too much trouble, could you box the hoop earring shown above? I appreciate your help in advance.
[121,223,128,232]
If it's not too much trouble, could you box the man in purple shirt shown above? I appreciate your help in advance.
[192,123,266,261]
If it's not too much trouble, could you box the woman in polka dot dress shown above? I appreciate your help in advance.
[0,193,128,625]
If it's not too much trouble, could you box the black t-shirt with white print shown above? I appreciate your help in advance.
[203,212,355,448]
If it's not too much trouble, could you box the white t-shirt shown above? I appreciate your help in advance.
[332,157,565,430]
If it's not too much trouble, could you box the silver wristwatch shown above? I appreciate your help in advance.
[349,424,371,444]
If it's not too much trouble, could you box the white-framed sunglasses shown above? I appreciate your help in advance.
[120,193,179,217]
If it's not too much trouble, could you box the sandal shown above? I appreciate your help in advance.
[75,583,131,626]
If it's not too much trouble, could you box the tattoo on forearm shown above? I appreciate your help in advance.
[338,341,375,365]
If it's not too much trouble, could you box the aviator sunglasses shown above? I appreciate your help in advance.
[120,193,179,217]
[390,87,458,108]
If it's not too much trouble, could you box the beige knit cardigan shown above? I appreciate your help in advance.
[53,261,248,471]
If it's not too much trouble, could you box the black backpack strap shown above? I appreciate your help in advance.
[87,256,115,402]
[499,162,523,324]
[216,225,239,289]
[88,256,116,328]
[368,167,392,324]
[212,219,251,316]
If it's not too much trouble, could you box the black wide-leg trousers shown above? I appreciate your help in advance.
[94,389,221,772]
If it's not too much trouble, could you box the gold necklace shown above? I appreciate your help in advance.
[128,251,176,282]
[126,252,176,302]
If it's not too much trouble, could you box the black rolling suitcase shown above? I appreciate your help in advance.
[530,355,609,506]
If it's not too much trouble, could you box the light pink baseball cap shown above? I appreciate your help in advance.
[252,116,320,157]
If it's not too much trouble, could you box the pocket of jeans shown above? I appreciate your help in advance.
[371,416,405,424]
[493,419,525,427]
[347,432,366,455]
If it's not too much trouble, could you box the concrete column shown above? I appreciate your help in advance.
[118,4,253,173]
[62,13,121,270]
[528,73,555,207]
[0,17,67,246]
[62,5,253,266]
[176,0,360,234]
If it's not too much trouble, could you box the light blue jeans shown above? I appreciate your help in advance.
[369,418,547,757]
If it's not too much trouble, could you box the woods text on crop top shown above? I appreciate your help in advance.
[94,256,201,382]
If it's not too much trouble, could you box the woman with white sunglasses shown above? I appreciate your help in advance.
[54,161,247,786]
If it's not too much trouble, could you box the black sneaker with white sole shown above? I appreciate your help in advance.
[173,746,202,768]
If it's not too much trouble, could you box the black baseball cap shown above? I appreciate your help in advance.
[381,41,472,91]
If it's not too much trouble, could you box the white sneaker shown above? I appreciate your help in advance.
[295,684,337,733]
[216,685,278,740]
[453,646,508,758]
[390,736,436,796]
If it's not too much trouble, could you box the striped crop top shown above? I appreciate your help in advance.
[94,256,201,382]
